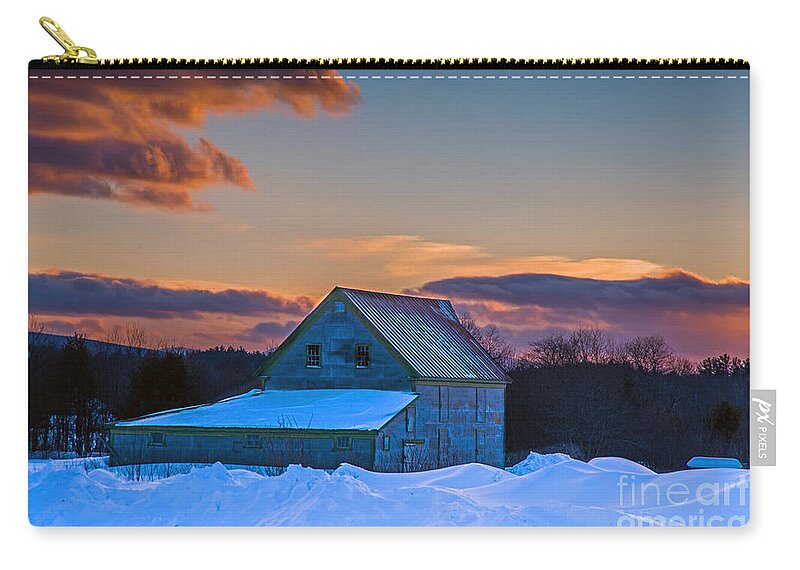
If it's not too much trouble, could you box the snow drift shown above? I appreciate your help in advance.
[28,454,749,526]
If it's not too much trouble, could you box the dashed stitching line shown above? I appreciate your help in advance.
[30,74,750,80]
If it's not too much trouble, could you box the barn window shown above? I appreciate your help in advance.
[333,301,345,314]
[335,436,352,450]
[383,434,391,451]
[148,432,165,446]
[405,406,416,433]
[355,344,371,368]
[306,344,321,368]
[244,434,262,448]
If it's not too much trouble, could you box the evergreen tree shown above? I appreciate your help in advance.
[127,352,190,418]
[709,400,742,440]
[58,335,95,454]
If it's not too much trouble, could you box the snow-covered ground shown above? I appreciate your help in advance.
[28,453,749,526]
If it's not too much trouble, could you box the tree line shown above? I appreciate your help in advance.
[28,331,265,456]
[29,319,749,473]
[460,320,750,472]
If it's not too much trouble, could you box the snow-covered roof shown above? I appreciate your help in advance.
[115,389,418,431]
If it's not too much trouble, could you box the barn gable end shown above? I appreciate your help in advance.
[259,288,414,391]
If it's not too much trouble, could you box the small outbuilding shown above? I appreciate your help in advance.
[110,389,418,470]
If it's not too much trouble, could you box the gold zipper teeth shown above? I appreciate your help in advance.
[90,57,748,69]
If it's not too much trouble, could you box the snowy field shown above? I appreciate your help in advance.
[28,453,749,526]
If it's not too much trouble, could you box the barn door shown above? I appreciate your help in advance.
[403,442,415,473]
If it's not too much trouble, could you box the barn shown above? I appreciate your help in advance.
[109,287,509,472]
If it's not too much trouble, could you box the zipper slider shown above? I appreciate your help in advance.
[39,16,98,65]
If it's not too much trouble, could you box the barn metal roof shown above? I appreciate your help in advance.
[340,288,509,382]
[115,389,418,431]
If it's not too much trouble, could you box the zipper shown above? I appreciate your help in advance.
[31,16,749,70]
[38,17,99,65]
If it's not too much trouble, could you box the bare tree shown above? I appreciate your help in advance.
[478,324,516,369]
[459,311,482,340]
[28,314,51,349]
[524,333,575,367]
[570,328,609,364]
[623,335,674,374]
[262,337,281,356]
[28,314,49,335]
[103,325,125,346]
[125,323,149,350]
[667,355,696,376]
[459,312,515,370]
[605,336,629,365]
[524,328,611,367]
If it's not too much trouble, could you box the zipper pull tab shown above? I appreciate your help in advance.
[39,16,99,64]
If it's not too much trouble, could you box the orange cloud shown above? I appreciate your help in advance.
[310,234,675,283]
[28,70,360,210]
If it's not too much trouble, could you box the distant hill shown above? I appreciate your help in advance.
[28,332,168,355]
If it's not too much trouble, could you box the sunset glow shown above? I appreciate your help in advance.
[29,69,749,361]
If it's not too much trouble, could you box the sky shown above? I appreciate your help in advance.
[28,69,749,360]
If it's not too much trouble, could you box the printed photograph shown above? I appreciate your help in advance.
[28,67,749,526]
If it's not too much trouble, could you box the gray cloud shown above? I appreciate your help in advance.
[410,271,748,313]
[410,271,749,359]
[236,321,299,344]
[29,271,313,320]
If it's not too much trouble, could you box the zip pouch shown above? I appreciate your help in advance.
[28,17,750,527]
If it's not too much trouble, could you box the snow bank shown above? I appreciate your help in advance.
[588,457,656,474]
[28,454,749,527]
[505,452,572,475]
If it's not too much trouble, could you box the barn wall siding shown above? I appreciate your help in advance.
[410,384,505,470]
[109,431,375,470]
[265,304,412,391]
[373,411,408,472]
